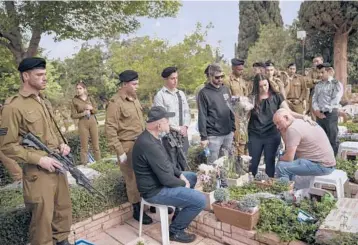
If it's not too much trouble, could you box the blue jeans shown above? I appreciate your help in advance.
[276,158,335,181]
[145,171,206,234]
[208,132,234,165]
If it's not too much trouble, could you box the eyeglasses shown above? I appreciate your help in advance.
[214,75,225,80]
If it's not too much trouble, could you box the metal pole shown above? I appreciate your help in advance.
[302,39,305,75]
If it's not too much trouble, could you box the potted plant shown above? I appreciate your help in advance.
[212,189,260,230]
[223,153,251,187]
[197,164,218,210]
[253,172,294,191]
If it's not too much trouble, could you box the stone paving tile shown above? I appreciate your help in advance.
[105,224,139,244]
[125,235,161,245]
[196,238,223,245]
[88,232,121,245]
[125,218,158,232]
[144,223,204,245]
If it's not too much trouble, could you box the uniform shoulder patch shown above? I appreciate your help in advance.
[4,95,19,105]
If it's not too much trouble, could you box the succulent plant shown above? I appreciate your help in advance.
[254,171,269,181]
[237,196,260,213]
[214,188,229,202]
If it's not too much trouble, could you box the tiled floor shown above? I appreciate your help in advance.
[82,212,222,245]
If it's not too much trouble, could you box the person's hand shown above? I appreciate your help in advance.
[118,153,127,164]
[86,105,93,110]
[180,126,188,137]
[59,143,71,156]
[180,174,190,188]
[201,140,208,148]
[313,110,326,119]
[39,156,63,173]
[303,115,317,125]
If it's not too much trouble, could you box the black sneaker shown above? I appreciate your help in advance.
[149,206,174,214]
[170,231,196,243]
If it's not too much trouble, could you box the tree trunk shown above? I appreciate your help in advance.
[333,28,348,99]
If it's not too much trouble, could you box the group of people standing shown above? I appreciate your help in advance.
[0,53,344,245]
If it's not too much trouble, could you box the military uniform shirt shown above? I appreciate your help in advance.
[286,74,306,102]
[312,77,343,113]
[105,89,145,156]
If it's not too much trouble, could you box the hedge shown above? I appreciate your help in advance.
[0,164,127,245]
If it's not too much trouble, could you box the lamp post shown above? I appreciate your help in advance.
[297,30,306,75]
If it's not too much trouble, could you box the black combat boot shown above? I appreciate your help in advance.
[132,202,153,225]
[56,239,73,245]
[170,230,196,243]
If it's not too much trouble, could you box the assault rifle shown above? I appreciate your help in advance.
[21,132,106,199]
[166,126,190,171]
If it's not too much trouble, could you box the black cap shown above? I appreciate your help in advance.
[204,64,211,75]
[287,63,296,68]
[118,70,138,84]
[253,62,264,68]
[265,60,275,67]
[317,63,332,69]
[231,58,245,66]
[161,66,177,78]
[18,57,46,72]
[147,106,175,123]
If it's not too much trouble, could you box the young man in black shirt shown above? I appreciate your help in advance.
[132,106,206,243]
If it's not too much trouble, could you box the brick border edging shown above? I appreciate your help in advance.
[68,202,133,243]
[189,210,308,245]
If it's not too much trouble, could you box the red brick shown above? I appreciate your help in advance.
[87,223,103,234]
[223,236,247,245]
[86,225,103,239]
[84,216,109,230]
[92,211,109,220]
[197,223,215,235]
[194,210,209,223]
[289,241,308,245]
[232,232,260,245]
[72,217,92,229]
[73,231,86,240]
[255,233,288,245]
[231,225,257,239]
[203,213,222,230]
[73,226,84,234]
[222,223,231,233]
[215,229,223,238]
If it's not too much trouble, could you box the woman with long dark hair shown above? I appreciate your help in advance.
[247,74,309,177]
[71,81,101,165]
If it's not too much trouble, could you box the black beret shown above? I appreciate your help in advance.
[18,57,46,72]
[253,62,264,68]
[204,65,211,75]
[231,58,245,66]
[317,63,332,69]
[265,60,275,67]
[287,63,296,68]
[118,70,138,84]
[147,106,175,123]
[161,66,177,78]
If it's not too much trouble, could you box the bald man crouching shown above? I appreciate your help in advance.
[273,109,335,181]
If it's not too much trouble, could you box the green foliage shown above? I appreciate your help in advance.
[187,145,205,171]
[0,46,18,103]
[257,196,336,243]
[237,1,283,59]
[335,159,358,182]
[339,122,358,133]
[0,166,14,187]
[237,196,260,213]
[319,233,358,245]
[214,188,229,202]
[246,24,296,70]
[0,170,127,244]
[89,158,118,174]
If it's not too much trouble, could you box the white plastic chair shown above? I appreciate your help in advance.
[309,169,348,199]
[139,198,175,245]
[337,141,358,159]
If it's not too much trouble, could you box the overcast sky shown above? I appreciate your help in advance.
[40,1,303,61]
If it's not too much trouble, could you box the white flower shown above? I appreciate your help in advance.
[198,164,215,174]
[241,155,252,163]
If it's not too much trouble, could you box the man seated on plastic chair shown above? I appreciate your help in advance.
[132,106,206,243]
[273,108,336,181]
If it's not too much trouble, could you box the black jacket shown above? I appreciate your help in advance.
[132,130,185,199]
[197,83,235,140]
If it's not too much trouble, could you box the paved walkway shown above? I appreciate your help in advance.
[83,212,222,245]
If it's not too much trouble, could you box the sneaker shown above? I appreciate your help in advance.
[169,231,196,243]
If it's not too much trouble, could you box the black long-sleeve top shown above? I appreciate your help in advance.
[132,130,185,199]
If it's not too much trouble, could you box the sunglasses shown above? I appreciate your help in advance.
[214,75,225,80]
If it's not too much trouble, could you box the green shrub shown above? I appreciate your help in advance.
[187,146,205,171]
[339,122,358,133]
[335,159,358,182]
[0,165,13,187]
[0,170,127,244]
[89,158,118,174]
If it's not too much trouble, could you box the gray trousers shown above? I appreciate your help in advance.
[316,109,339,156]
[207,132,234,165]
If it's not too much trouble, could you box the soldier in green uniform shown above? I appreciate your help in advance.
[265,60,287,98]
[0,57,73,245]
[227,58,251,156]
[285,63,307,114]
[105,70,153,224]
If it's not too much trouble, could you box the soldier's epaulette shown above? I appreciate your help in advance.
[4,95,19,105]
